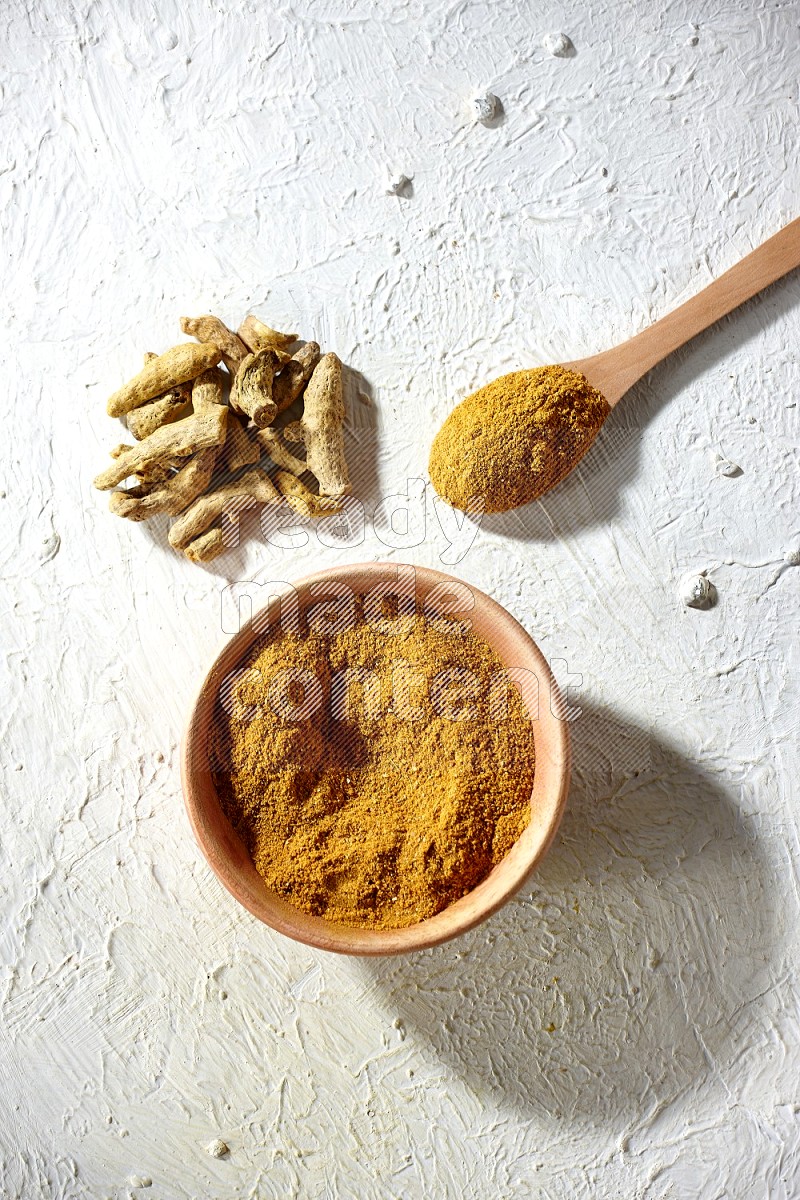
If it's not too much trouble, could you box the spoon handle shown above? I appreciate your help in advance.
[585,216,800,404]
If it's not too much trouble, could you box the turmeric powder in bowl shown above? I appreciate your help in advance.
[211,595,535,930]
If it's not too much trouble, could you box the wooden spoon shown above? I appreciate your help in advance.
[567,216,800,406]
[430,217,800,513]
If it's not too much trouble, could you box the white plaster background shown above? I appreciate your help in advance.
[2,0,799,1196]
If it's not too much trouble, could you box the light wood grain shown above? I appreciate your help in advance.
[567,216,800,406]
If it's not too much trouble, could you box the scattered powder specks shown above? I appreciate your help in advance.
[156,27,178,51]
[472,91,500,123]
[712,453,742,477]
[40,531,61,562]
[679,571,717,609]
[543,32,573,57]
[385,172,412,197]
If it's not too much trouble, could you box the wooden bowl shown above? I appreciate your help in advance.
[182,563,571,955]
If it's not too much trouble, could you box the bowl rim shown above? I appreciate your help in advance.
[181,561,571,955]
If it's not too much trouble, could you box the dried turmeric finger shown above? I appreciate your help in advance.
[168,467,280,550]
[126,383,192,439]
[272,341,320,414]
[134,461,180,486]
[184,527,225,563]
[300,352,350,497]
[224,413,261,472]
[94,407,227,490]
[109,444,181,484]
[108,447,219,521]
[191,368,260,470]
[256,428,307,476]
[274,470,341,518]
[282,420,304,443]
[107,343,223,417]
[191,367,225,412]
[238,314,297,354]
[180,316,249,376]
[123,352,193,439]
[230,350,279,427]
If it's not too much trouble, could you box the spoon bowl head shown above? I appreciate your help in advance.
[429,365,610,513]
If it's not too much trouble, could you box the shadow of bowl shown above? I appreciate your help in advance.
[358,703,778,1133]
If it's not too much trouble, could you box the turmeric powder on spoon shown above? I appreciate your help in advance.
[429,365,609,513]
[431,218,800,512]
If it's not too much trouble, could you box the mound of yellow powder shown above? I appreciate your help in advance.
[429,364,609,513]
[212,602,535,929]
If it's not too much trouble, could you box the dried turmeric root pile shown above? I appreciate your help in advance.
[93,314,351,563]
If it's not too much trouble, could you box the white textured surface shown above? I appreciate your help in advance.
[2,0,799,1196]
